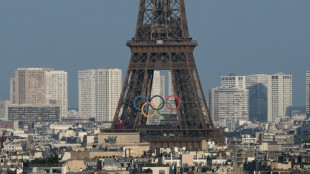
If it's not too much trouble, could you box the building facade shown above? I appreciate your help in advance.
[210,87,249,130]
[267,73,292,122]
[78,69,96,119]
[151,71,162,107]
[10,77,16,104]
[221,74,246,89]
[95,68,122,122]
[0,100,10,121]
[11,68,68,119]
[44,70,68,117]
[149,71,167,125]
[79,68,122,122]
[168,72,177,114]
[14,68,53,105]
[8,104,60,123]
[246,74,269,122]
[307,71,310,118]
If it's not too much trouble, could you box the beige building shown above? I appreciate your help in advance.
[98,132,150,157]
[10,68,68,118]
[10,77,16,104]
[13,68,53,105]
[44,70,68,117]
[0,100,10,120]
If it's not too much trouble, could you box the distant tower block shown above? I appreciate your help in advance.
[109,0,224,148]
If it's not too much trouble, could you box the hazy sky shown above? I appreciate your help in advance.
[1,0,310,108]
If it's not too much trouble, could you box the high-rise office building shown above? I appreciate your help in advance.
[14,68,53,105]
[221,74,246,89]
[78,68,122,122]
[210,87,249,130]
[267,73,292,122]
[44,71,68,118]
[246,74,268,122]
[78,70,96,119]
[306,71,310,118]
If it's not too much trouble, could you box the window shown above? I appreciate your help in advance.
[52,169,62,173]
[159,170,165,174]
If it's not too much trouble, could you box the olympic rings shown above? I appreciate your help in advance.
[165,95,181,110]
[150,95,165,110]
[141,102,157,118]
[134,95,149,111]
[158,102,173,118]
[133,95,181,118]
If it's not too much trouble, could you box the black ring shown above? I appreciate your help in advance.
[150,95,165,110]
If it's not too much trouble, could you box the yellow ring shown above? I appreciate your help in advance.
[141,102,157,118]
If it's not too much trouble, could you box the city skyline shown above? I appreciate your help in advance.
[0,1,309,173]
[0,0,310,108]
[2,67,308,110]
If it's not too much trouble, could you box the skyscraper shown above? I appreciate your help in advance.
[267,73,292,122]
[151,71,161,106]
[306,71,310,118]
[168,72,176,114]
[0,100,10,121]
[96,68,122,122]
[160,75,166,98]
[78,70,96,119]
[10,77,16,104]
[210,87,249,130]
[11,68,68,118]
[246,74,268,122]
[148,71,164,125]
[14,68,53,105]
[44,70,68,118]
[78,68,122,122]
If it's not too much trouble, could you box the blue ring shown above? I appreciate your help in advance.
[133,95,149,111]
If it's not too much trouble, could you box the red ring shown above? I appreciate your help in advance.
[165,95,181,110]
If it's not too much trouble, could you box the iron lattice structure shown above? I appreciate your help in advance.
[110,0,224,147]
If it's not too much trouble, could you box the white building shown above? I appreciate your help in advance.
[78,68,122,122]
[267,73,292,122]
[307,71,310,118]
[45,71,68,118]
[78,69,96,119]
[160,74,166,98]
[0,100,10,121]
[167,72,177,114]
[246,74,269,122]
[210,87,249,130]
[96,68,122,122]
[221,74,246,89]
[149,71,166,125]
[151,71,162,107]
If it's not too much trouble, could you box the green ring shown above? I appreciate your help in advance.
[158,102,173,118]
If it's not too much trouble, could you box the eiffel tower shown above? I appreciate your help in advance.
[109,0,224,149]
